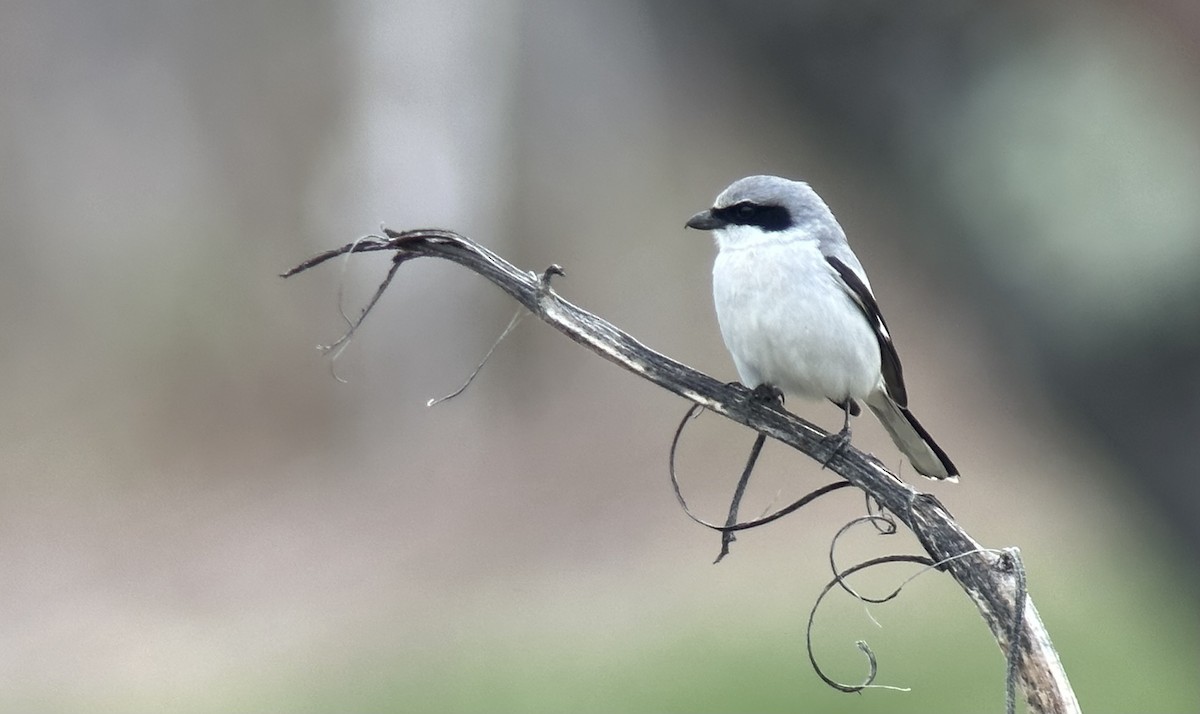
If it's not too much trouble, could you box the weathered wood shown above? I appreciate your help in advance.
[285,228,1080,714]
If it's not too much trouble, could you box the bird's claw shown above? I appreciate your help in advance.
[819,426,852,470]
[745,383,785,406]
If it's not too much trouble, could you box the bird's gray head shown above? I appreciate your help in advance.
[685,175,836,241]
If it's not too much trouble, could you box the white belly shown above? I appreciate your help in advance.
[712,238,881,403]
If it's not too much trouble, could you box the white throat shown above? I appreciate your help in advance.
[713,224,813,252]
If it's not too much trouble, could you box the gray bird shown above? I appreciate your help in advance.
[686,175,957,480]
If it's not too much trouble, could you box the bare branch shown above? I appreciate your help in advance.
[284,228,1080,714]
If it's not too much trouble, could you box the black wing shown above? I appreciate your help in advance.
[825,256,908,406]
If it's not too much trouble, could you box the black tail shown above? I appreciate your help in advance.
[865,392,958,481]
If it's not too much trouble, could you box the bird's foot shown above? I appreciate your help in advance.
[745,383,785,407]
[819,425,852,470]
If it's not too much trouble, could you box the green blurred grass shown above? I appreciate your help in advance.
[14,549,1197,713]
[213,554,1198,713]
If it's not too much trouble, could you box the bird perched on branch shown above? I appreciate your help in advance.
[686,175,957,480]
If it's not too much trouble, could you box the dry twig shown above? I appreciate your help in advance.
[283,228,1079,714]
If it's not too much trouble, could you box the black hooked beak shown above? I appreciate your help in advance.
[685,209,727,231]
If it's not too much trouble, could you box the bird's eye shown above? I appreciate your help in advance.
[713,201,791,231]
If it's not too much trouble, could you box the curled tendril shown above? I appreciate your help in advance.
[667,403,852,542]
[828,515,905,604]
[806,554,934,693]
[811,529,1018,696]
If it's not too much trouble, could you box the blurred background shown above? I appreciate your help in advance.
[2,1,1198,711]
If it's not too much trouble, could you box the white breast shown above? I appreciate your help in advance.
[711,230,882,403]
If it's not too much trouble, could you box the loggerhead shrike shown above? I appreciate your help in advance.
[686,175,957,480]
